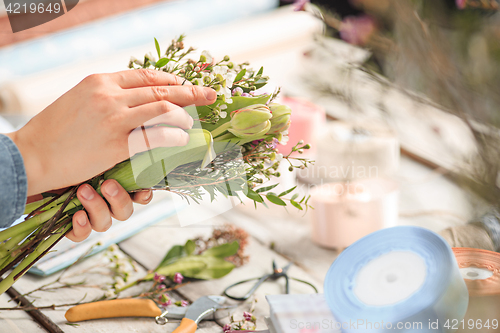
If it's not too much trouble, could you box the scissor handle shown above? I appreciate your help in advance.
[289,277,319,293]
[223,275,270,301]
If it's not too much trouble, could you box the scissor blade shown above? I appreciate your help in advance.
[166,296,226,320]
[184,296,226,323]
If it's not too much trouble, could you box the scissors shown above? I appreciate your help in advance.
[223,261,318,301]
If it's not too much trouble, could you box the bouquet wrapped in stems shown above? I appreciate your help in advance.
[0,36,313,294]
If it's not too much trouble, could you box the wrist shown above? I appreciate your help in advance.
[5,130,48,196]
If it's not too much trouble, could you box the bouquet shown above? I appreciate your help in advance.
[0,36,313,294]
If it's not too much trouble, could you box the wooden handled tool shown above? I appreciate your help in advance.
[65,299,162,322]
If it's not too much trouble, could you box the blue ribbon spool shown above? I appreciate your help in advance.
[324,226,469,332]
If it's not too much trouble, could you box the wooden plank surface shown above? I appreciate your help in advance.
[0,293,46,333]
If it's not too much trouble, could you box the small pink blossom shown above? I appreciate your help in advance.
[339,15,376,46]
[173,272,184,284]
[232,87,244,96]
[181,300,189,307]
[223,324,232,333]
[267,138,279,149]
[456,0,466,9]
[161,299,172,307]
[154,273,166,283]
[243,311,252,321]
[294,0,309,11]
[159,294,171,307]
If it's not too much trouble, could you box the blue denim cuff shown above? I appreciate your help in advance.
[0,134,28,228]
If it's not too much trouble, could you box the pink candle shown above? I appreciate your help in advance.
[309,178,399,249]
[277,96,325,157]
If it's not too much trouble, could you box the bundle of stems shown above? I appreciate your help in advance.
[0,36,313,294]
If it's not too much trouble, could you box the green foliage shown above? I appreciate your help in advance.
[148,240,239,281]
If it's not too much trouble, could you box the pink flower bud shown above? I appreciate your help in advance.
[243,311,253,321]
[339,15,376,46]
[173,272,184,284]
[154,273,166,283]
[456,0,466,9]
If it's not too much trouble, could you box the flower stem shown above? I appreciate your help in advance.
[210,122,231,138]
[0,197,80,243]
[0,223,72,295]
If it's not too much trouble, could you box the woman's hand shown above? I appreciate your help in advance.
[7,69,216,196]
[68,180,153,242]
[27,181,153,242]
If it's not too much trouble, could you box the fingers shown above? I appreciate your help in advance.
[128,101,194,129]
[67,181,141,242]
[101,180,134,221]
[126,85,216,108]
[128,125,190,156]
[67,210,93,242]
[111,69,191,89]
[131,190,153,205]
[77,184,113,232]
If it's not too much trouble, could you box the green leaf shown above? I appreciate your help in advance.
[266,193,286,206]
[156,245,185,269]
[291,193,299,201]
[278,186,297,197]
[184,239,196,256]
[150,257,207,279]
[255,183,279,193]
[188,257,235,279]
[155,58,169,68]
[253,78,268,90]
[257,66,264,76]
[234,69,246,83]
[215,182,229,197]
[202,241,239,258]
[245,189,264,203]
[203,185,216,202]
[290,200,303,211]
[155,38,161,59]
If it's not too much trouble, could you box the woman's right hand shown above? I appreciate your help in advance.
[6,69,216,196]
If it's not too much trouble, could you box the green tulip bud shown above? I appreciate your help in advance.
[228,104,272,138]
[267,103,292,134]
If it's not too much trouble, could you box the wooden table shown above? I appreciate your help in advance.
[0,152,476,332]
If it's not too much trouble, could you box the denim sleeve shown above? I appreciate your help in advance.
[0,134,28,228]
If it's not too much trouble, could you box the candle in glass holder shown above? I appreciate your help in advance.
[309,178,399,249]
[277,96,325,157]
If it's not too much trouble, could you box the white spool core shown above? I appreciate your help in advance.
[460,267,493,280]
[354,251,427,306]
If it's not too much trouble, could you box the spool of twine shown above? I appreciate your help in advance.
[440,211,500,252]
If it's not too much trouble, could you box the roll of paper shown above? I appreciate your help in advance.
[453,247,500,333]
[309,178,398,249]
[324,226,469,333]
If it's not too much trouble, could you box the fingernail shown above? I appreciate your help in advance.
[80,185,95,201]
[204,88,216,101]
[143,191,152,201]
[104,181,119,197]
[77,216,87,227]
